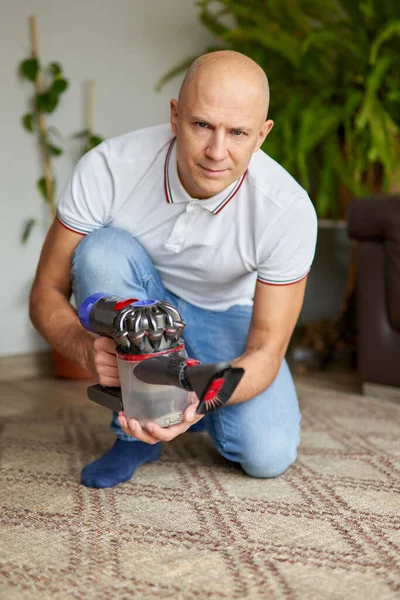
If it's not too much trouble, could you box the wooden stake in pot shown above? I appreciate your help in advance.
[29,15,56,218]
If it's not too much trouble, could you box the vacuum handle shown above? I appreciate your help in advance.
[87,385,123,412]
[133,355,244,414]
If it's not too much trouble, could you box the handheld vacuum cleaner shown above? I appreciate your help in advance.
[78,294,244,427]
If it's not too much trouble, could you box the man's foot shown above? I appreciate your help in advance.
[81,439,161,488]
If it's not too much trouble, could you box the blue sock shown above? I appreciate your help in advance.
[188,419,207,432]
[81,439,161,488]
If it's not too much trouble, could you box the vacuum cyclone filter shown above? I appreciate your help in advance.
[78,295,186,353]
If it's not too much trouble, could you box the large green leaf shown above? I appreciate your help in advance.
[296,96,343,191]
[343,89,363,150]
[301,30,365,62]
[370,21,400,64]
[315,139,338,218]
[355,56,395,130]
[367,101,399,174]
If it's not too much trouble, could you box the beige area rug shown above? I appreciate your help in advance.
[0,377,399,600]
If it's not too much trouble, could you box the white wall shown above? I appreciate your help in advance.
[0,0,214,356]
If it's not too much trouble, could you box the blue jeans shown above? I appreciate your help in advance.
[71,227,301,478]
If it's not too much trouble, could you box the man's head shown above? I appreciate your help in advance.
[170,50,274,199]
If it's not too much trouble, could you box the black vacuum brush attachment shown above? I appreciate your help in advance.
[133,354,244,414]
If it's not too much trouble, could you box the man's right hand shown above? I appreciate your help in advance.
[86,335,120,387]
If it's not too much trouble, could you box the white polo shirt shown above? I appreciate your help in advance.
[58,123,317,311]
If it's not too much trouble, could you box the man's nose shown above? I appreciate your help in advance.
[205,134,229,161]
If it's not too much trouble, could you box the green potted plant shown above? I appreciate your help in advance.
[19,16,104,378]
[158,0,400,368]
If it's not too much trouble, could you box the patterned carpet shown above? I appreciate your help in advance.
[0,376,399,600]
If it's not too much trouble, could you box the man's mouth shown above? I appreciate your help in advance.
[200,166,229,176]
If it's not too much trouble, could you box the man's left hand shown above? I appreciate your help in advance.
[117,392,204,444]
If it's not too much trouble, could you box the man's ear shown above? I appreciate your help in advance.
[170,99,178,135]
[254,119,274,152]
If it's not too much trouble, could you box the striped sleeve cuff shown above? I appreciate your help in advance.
[57,213,91,235]
[256,271,309,286]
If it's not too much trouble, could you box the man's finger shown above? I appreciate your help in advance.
[144,419,193,441]
[118,414,159,444]
[183,398,200,423]
[94,336,117,354]
[96,363,119,376]
[95,353,118,367]
[98,375,120,387]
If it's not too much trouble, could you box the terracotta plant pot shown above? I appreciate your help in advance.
[51,348,94,380]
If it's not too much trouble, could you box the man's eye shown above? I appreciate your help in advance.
[196,122,208,128]
[232,130,243,136]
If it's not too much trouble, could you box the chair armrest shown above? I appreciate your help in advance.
[347,194,400,330]
[347,194,400,241]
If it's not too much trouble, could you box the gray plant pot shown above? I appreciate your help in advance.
[298,220,353,326]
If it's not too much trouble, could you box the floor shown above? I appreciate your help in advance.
[293,365,362,394]
[1,366,400,600]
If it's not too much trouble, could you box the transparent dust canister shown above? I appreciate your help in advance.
[117,343,190,427]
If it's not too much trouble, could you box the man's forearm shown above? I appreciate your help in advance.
[228,346,284,405]
[29,286,96,370]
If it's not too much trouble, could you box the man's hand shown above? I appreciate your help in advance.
[86,335,120,387]
[117,392,204,444]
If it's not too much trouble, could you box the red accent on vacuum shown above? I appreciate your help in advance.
[117,343,185,362]
[203,377,225,402]
[113,298,139,311]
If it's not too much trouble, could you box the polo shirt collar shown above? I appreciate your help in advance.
[164,138,246,215]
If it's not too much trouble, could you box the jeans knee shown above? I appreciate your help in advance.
[73,227,137,271]
[240,437,298,479]
[71,227,155,304]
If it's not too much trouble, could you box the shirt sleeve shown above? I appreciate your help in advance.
[57,142,114,234]
[257,193,318,285]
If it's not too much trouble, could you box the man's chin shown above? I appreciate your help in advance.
[194,182,228,199]
[194,174,234,198]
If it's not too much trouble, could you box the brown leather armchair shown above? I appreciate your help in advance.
[347,194,400,389]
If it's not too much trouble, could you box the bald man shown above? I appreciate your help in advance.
[30,51,317,488]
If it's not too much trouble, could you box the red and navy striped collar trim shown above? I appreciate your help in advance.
[164,138,247,215]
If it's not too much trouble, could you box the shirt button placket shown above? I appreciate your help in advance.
[165,205,198,251]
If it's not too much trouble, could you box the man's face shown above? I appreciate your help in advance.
[170,74,274,199]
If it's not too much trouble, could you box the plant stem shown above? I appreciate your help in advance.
[30,15,56,217]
